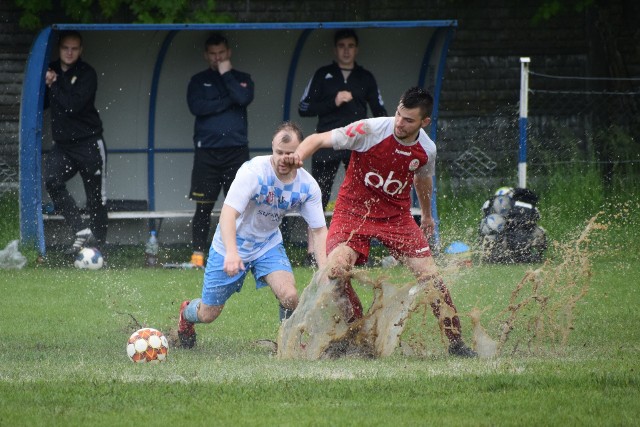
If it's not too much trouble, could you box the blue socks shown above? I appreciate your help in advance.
[184,298,202,323]
[279,303,294,322]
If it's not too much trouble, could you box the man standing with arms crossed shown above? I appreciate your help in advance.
[286,87,477,357]
[187,33,255,268]
[298,29,386,265]
[44,30,107,255]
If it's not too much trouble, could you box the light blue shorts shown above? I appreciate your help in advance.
[201,243,293,306]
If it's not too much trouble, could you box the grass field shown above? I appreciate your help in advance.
[1,180,639,425]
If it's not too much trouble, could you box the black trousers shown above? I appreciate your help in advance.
[189,146,250,252]
[44,138,108,245]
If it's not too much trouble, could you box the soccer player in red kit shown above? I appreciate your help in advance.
[285,87,476,357]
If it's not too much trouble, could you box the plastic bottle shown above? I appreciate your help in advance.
[161,262,199,269]
[144,230,159,267]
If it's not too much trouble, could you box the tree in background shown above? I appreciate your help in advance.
[13,0,601,30]
[531,0,594,22]
[12,0,230,30]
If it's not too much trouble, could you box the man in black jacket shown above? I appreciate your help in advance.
[298,29,387,264]
[187,33,255,268]
[44,30,107,255]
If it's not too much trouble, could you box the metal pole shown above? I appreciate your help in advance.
[519,57,530,188]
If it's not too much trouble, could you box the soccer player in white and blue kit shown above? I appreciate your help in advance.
[178,122,328,348]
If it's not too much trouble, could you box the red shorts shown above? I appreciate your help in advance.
[327,209,431,265]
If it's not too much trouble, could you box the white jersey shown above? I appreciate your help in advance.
[212,155,325,262]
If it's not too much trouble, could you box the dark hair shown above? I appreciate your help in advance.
[205,33,229,49]
[334,29,358,46]
[58,30,83,47]
[274,121,304,143]
[400,87,434,118]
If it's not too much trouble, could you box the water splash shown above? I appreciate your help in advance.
[278,212,608,359]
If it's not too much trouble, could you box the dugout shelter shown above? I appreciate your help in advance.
[20,21,457,254]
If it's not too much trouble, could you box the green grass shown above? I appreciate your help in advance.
[1,171,639,426]
[1,258,639,426]
[1,214,639,425]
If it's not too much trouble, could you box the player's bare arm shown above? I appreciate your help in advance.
[283,131,333,167]
[414,172,435,237]
[309,226,329,268]
[219,204,245,276]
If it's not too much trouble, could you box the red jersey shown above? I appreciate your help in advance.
[330,117,436,220]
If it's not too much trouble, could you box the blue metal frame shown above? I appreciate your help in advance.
[51,21,457,31]
[19,21,457,254]
[424,26,456,247]
[19,27,54,254]
[283,29,313,121]
[147,30,178,212]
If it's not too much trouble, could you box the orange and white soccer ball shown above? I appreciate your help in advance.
[126,328,168,363]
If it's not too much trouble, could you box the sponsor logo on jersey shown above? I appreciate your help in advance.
[409,159,420,171]
[364,171,409,196]
[395,149,411,156]
[266,190,275,205]
[415,246,430,254]
[257,209,281,221]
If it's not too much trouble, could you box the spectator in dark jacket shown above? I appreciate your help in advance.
[298,28,386,265]
[44,30,107,255]
[186,33,255,268]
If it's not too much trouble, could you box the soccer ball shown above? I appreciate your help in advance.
[492,194,513,215]
[479,213,506,235]
[495,186,514,198]
[126,328,169,363]
[74,247,104,270]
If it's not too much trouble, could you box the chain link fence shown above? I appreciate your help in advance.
[441,71,640,189]
[527,71,640,183]
[0,157,18,197]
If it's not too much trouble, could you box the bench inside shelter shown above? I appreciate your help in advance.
[42,199,422,246]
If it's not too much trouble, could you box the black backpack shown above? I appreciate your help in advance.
[479,187,547,263]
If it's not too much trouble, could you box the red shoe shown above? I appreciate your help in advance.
[178,300,196,348]
[344,281,363,323]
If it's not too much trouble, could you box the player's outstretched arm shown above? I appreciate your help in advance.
[309,226,328,268]
[283,131,333,168]
[219,204,245,276]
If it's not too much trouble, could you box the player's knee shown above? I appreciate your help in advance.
[198,304,223,323]
[278,288,298,310]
